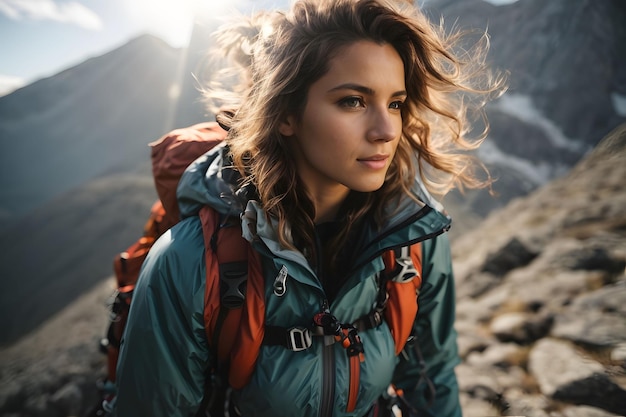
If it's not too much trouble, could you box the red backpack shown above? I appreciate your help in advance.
[95,122,424,416]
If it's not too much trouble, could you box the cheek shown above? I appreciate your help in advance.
[300,110,352,150]
[392,136,402,154]
[387,137,403,168]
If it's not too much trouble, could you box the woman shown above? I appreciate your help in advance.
[114,0,505,416]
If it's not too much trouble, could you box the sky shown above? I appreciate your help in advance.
[0,0,286,96]
[0,0,519,97]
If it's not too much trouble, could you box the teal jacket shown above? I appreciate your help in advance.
[114,144,461,417]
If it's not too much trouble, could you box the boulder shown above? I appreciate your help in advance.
[529,339,626,414]
[481,237,538,277]
[552,310,626,347]
[555,246,626,273]
[552,283,626,347]
[490,312,553,344]
[528,338,604,397]
[466,343,524,368]
[552,373,626,416]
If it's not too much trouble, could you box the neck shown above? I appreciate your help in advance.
[312,186,350,224]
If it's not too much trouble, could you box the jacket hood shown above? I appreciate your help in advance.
[177,141,246,219]
[177,143,450,236]
[177,143,452,288]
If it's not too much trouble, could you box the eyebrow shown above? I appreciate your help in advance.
[327,83,407,98]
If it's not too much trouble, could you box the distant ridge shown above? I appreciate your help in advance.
[0,34,182,219]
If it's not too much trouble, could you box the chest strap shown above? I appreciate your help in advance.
[262,306,383,352]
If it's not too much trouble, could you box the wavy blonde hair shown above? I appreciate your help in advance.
[206,0,507,256]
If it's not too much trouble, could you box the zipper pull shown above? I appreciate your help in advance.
[273,265,288,297]
[315,299,337,346]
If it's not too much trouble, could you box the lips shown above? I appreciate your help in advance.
[357,154,389,170]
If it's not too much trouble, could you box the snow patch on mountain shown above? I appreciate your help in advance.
[478,140,568,186]
[611,93,626,117]
[493,94,586,153]
[482,0,519,5]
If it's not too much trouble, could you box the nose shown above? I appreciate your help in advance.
[366,107,400,143]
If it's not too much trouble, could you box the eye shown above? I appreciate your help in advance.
[389,100,405,110]
[338,96,364,109]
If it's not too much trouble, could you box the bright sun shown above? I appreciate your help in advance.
[125,0,235,47]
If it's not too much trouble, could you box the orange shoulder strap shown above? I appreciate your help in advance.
[382,243,423,355]
[228,245,265,389]
[198,206,265,389]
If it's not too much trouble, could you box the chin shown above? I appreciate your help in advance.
[351,181,385,193]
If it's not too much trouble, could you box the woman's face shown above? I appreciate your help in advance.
[280,40,406,208]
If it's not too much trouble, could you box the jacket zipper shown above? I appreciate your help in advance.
[320,342,335,417]
[315,221,336,417]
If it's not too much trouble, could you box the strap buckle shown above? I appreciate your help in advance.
[219,261,248,309]
[341,327,364,358]
[392,246,418,283]
[287,327,312,352]
[366,310,383,329]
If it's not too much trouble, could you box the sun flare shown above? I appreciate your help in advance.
[124,0,236,47]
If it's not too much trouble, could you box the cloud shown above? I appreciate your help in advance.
[0,0,102,30]
[0,74,26,97]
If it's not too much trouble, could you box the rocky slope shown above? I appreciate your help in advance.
[452,123,626,416]
[0,172,157,345]
[0,279,113,416]
[1,124,624,416]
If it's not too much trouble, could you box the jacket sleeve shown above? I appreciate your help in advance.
[392,232,461,417]
[113,217,210,417]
